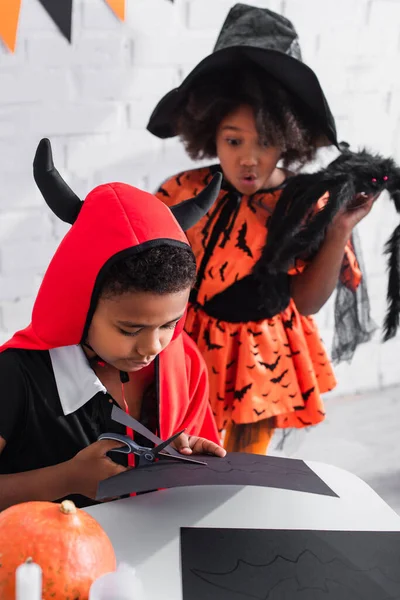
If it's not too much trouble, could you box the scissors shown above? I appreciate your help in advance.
[98,404,207,467]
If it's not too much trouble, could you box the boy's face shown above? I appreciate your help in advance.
[86,288,189,372]
[216,104,282,195]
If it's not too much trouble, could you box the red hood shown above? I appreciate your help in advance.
[0,182,189,352]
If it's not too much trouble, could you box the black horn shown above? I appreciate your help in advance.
[34,138,222,231]
[33,138,83,224]
[170,172,222,230]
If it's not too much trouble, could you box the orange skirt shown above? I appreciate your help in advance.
[185,299,336,433]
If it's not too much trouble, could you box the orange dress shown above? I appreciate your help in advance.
[156,166,361,434]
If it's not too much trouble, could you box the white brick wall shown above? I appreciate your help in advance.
[0,0,399,397]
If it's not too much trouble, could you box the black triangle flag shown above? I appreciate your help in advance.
[37,0,73,43]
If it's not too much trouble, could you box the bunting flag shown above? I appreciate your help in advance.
[36,0,73,42]
[0,0,176,53]
[104,0,125,21]
[0,0,22,52]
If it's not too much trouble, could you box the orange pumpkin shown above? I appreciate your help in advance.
[0,500,116,600]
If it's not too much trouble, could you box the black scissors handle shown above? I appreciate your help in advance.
[97,432,140,454]
[98,432,207,466]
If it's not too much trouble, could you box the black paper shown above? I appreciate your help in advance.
[181,528,400,599]
[96,453,336,500]
[37,0,73,42]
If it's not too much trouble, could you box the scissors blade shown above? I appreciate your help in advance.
[153,429,185,456]
[110,405,182,458]
[158,451,207,466]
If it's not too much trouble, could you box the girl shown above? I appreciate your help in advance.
[147,4,376,454]
[0,139,225,510]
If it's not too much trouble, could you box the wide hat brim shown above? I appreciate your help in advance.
[146,46,337,147]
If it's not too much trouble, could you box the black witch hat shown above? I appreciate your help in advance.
[147,3,337,147]
[33,138,222,231]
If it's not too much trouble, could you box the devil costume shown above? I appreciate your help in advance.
[0,139,222,507]
[147,4,400,439]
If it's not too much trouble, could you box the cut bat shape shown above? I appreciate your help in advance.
[181,528,400,600]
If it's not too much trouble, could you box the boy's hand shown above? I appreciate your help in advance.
[68,439,128,499]
[171,433,226,458]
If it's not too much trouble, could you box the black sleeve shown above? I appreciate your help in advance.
[0,351,27,443]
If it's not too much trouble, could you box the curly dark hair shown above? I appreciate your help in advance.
[175,61,322,166]
[100,244,196,298]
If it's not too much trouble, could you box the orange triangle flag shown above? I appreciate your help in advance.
[0,0,22,52]
[105,0,125,21]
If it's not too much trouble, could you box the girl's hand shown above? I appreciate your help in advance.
[329,192,380,238]
[171,433,226,458]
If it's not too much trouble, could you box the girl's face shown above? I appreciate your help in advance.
[216,104,282,195]
[86,288,189,372]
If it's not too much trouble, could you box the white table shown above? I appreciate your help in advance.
[85,461,400,599]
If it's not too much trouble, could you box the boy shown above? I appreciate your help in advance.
[0,139,225,510]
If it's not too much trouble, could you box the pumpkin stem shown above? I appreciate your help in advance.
[26,557,33,564]
[60,500,77,515]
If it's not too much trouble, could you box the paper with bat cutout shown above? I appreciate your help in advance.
[96,453,337,500]
[181,528,400,599]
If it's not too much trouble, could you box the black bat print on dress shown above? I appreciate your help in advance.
[157,186,170,198]
[297,416,313,426]
[203,329,223,350]
[282,310,295,330]
[219,261,228,281]
[247,328,262,337]
[233,383,253,400]
[258,356,281,371]
[271,369,289,384]
[253,408,266,416]
[302,387,315,401]
[236,221,253,258]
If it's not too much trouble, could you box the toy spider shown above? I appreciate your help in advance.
[253,147,400,341]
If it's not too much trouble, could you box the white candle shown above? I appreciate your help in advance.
[15,558,42,600]
[89,563,145,600]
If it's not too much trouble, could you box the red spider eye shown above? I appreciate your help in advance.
[383,175,389,181]
[372,178,377,183]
